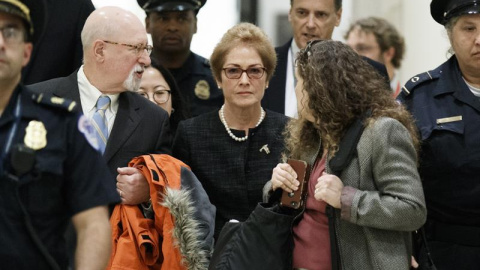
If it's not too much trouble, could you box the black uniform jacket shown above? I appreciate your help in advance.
[398,55,480,227]
[170,52,223,117]
[0,85,119,269]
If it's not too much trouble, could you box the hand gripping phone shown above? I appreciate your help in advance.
[280,159,310,209]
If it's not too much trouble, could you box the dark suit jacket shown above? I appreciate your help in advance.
[28,71,172,177]
[22,0,95,84]
[262,40,291,114]
[262,39,391,115]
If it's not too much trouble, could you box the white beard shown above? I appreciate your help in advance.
[123,65,142,91]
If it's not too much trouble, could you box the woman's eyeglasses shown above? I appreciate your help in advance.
[137,89,171,104]
[222,67,266,79]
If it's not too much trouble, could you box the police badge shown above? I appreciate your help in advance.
[194,80,210,100]
[24,120,47,150]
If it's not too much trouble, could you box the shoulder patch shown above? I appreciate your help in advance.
[32,93,77,112]
[77,115,100,151]
[402,69,441,96]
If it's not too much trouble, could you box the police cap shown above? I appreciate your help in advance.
[431,0,480,25]
[138,0,206,13]
[0,0,46,43]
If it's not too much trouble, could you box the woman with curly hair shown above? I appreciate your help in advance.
[265,40,426,270]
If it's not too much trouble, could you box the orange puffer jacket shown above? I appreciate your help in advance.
[107,154,216,270]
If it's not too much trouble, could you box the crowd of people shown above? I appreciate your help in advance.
[0,0,479,269]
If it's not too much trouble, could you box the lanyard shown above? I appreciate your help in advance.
[1,95,22,173]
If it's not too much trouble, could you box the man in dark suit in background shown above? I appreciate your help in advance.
[262,0,342,117]
[29,6,171,205]
[22,0,95,84]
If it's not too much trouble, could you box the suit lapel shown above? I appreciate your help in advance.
[263,40,290,113]
[103,92,142,163]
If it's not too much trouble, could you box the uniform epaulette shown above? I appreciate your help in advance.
[401,69,441,96]
[32,93,77,112]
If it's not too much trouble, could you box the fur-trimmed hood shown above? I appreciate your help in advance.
[162,184,213,269]
[108,154,215,270]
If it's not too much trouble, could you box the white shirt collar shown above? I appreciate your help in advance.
[291,39,301,60]
[284,39,300,119]
[77,65,120,115]
[77,66,120,133]
[463,77,480,97]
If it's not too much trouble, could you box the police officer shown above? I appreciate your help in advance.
[139,0,223,117]
[398,0,480,269]
[0,1,119,269]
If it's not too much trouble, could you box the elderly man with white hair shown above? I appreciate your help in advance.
[30,6,172,202]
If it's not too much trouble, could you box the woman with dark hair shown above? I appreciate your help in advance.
[137,58,188,134]
[266,40,426,270]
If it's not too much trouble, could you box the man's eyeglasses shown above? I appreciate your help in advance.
[137,89,171,104]
[222,67,267,80]
[103,40,153,56]
[0,26,24,45]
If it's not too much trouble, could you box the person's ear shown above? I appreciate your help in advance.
[335,8,343,27]
[193,16,198,34]
[22,42,33,67]
[383,47,395,63]
[93,40,106,62]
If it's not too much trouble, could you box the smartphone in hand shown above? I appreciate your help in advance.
[280,159,310,209]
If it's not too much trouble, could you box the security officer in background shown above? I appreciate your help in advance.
[398,0,480,269]
[0,0,119,269]
[139,0,223,117]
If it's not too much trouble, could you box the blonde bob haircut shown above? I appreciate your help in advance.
[210,22,277,83]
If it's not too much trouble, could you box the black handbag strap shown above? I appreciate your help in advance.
[419,227,438,270]
[329,111,370,175]
[327,112,370,270]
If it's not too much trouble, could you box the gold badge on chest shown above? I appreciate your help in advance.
[194,80,210,100]
[24,120,47,150]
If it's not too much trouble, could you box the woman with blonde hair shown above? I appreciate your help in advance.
[173,23,289,239]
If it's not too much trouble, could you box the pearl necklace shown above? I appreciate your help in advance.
[219,105,265,142]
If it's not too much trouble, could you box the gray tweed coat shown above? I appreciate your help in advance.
[265,117,427,270]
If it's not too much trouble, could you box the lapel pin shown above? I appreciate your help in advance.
[260,144,270,154]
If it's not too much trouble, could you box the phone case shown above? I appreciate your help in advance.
[280,159,310,209]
